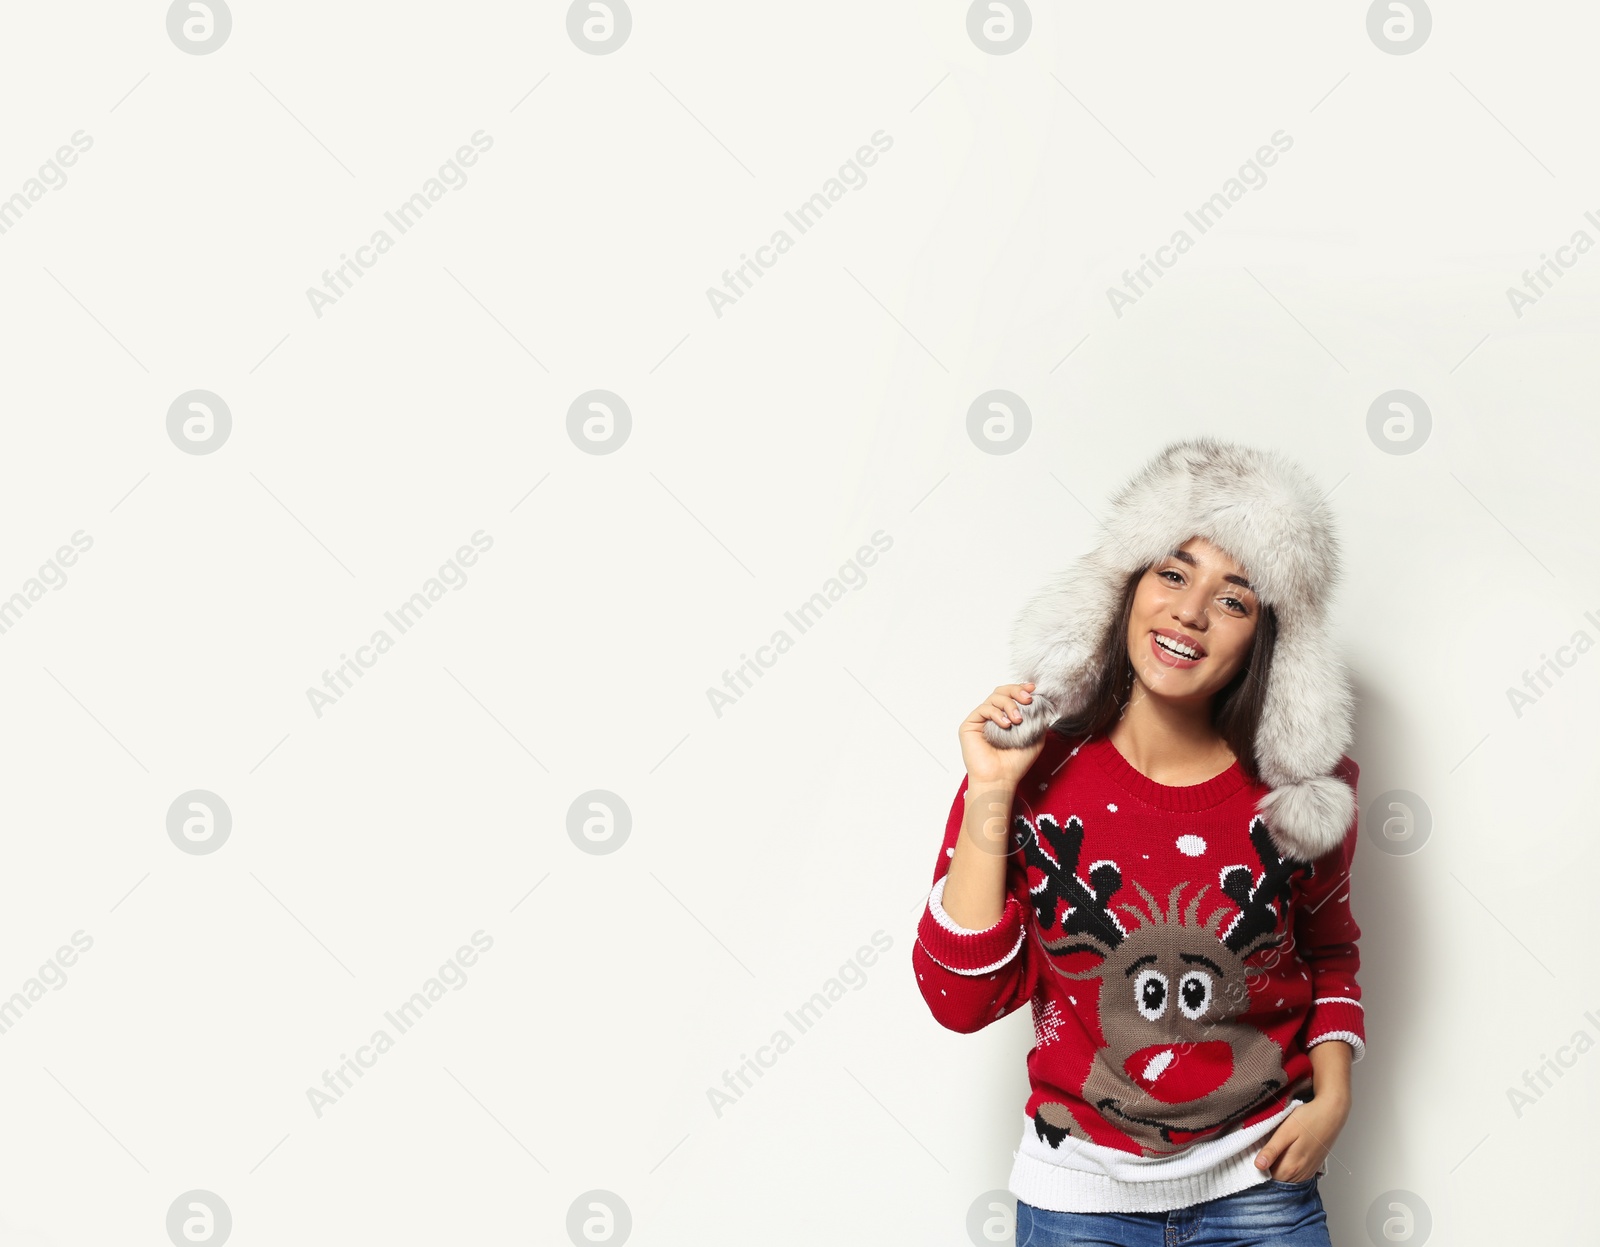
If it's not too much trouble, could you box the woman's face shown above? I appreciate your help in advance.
[1125,536,1260,705]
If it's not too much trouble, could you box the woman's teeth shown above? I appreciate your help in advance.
[1154,635,1200,659]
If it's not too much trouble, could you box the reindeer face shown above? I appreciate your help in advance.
[1019,811,1313,1157]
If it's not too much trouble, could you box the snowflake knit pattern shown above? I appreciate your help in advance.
[913,730,1364,1212]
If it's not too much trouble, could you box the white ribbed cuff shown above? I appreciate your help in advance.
[921,876,1025,976]
[1306,1030,1366,1063]
[927,875,1009,935]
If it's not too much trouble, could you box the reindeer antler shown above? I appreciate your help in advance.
[1217,816,1315,955]
[1016,812,1126,950]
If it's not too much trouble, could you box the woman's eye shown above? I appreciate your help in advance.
[1160,570,1182,584]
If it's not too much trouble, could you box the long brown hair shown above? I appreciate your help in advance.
[1048,565,1279,783]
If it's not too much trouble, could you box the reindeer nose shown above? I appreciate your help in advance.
[1123,1042,1234,1103]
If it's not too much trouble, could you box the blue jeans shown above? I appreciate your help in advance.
[1016,1176,1332,1247]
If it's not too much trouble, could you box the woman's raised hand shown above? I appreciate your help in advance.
[959,683,1050,788]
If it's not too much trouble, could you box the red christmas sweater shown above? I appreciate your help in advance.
[913,730,1364,1170]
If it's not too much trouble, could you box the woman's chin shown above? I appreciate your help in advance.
[1133,664,1221,703]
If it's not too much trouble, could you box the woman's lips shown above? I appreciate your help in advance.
[1150,631,1203,668]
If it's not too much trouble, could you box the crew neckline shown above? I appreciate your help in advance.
[1077,733,1249,812]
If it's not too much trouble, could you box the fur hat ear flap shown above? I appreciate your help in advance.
[1251,612,1357,860]
[980,436,1357,862]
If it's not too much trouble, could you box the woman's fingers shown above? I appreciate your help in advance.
[966,683,1041,735]
[986,695,1018,725]
[994,689,1030,722]
[1003,683,1035,720]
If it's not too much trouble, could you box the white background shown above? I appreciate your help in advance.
[0,1,1596,1244]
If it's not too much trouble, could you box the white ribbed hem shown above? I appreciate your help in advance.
[1008,1099,1324,1213]
[1307,1030,1366,1062]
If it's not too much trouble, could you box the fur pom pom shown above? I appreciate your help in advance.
[982,691,1058,750]
[1256,775,1356,861]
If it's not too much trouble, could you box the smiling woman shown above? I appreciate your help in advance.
[1064,537,1280,789]
[914,437,1363,1240]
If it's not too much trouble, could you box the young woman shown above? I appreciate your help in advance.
[914,439,1363,1246]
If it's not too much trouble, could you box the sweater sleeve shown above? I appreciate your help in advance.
[912,773,1036,1034]
[1292,755,1366,1062]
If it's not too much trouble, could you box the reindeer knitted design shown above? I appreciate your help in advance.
[1015,809,1315,1157]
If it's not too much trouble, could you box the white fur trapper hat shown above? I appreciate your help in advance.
[983,436,1356,862]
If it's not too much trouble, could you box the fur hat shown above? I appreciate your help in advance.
[983,436,1356,861]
